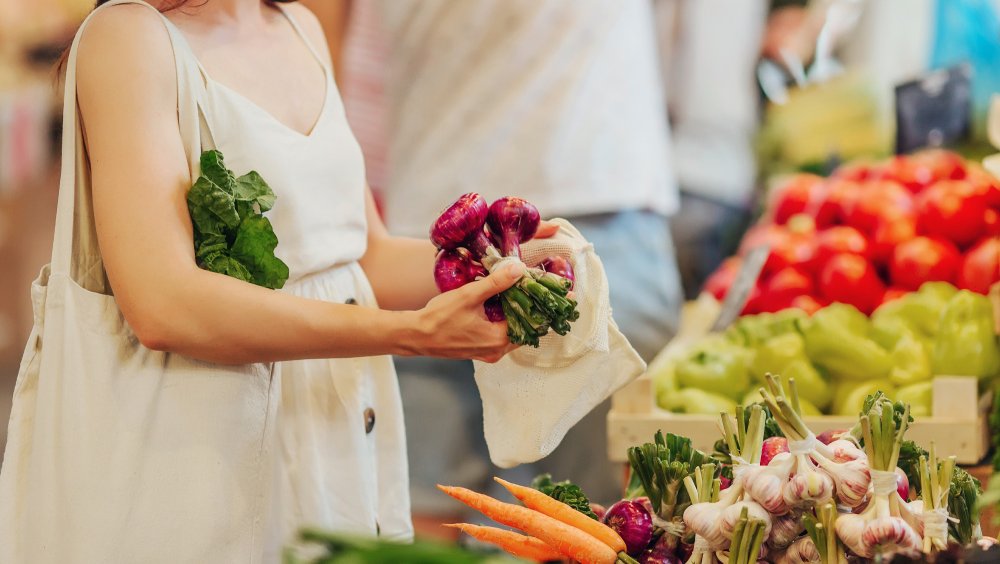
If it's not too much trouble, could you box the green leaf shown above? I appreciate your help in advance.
[231,215,289,289]
[234,171,276,212]
[530,474,598,520]
[187,176,241,232]
[200,150,236,194]
[948,467,982,544]
[201,250,254,283]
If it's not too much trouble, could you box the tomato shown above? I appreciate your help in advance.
[772,174,824,224]
[833,159,881,183]
[738,224,813,276]
[703,257,742,301]
[791,294,824,315]
[915,180,988,248]
[844,180,913,234]
[881,287,910,305]
[870,213,917,265]
[878,151,967,193]
[877,155,938,193]
[811,226,870,268]
[966,165,1000,208]
[806,179,859,228]
[957,238,1000,295]
[985,209,1000,237]
[818,253,886,314]
[889,236,962,290]
[762,267,814,304]
[741,284,765,315]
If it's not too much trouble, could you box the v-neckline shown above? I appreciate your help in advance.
[165,6,332,140]
[207,74,331,139]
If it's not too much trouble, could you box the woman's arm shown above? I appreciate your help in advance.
[358,188,441,310]
[76,6,518,365]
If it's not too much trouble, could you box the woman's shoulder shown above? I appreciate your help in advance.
[76,4,176,76]
[75,4,177,95]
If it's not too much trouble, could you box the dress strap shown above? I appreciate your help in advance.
[275,4,332,75]
[50,0,210,278]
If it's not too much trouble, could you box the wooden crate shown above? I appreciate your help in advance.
[608,374,990,464]
[607,283,1000,465]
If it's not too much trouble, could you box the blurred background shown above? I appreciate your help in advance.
[1,0,999,472]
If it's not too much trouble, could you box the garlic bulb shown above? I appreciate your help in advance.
[781,535,821,563]
[823,439,865,463]
[745,453,793,515]
[813,454,870,508]
[767,511,805,550]
[781,456,833,509]
[720,501,773,540]
[861,515,922,554]
[684,501,728,548]
[834,511,872,558]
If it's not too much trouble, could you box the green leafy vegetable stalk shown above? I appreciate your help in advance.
[991,388,1000,471]
[187,150,289,289]
[284,528,513,563]
[626,431,716,537]
[531,474,598,520]
[948,466,982,545]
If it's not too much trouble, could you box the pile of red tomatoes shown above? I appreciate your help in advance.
[705,150,1000,315]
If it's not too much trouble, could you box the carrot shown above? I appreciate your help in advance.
[437,484,618,564]
[493,477,627,553]
[444,523,563,562]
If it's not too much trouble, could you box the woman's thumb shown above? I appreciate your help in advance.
[463,263,523,301]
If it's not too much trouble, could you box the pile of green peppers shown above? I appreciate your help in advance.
[651,282,1000,417]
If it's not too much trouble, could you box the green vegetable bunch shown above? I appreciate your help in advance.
[284,528,513,564]
[948,467,983,545]
[531,474,598,520]
[187,150,289,289]
[626,431,716,529]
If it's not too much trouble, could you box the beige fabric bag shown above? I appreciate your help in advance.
[0,2,278,562]
[473,219,646,468]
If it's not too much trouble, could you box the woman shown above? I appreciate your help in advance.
[0,0,556,561]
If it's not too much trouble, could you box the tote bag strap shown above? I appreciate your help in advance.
[50,0,212,279]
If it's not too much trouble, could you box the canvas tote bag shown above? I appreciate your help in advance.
[0,2,277,562]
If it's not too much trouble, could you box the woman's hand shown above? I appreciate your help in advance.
[409,263,525,363]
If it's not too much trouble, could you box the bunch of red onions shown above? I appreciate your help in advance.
[430,193,579,347]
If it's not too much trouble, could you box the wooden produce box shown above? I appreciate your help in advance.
[607,284,1000,465]
[608,374,990,464]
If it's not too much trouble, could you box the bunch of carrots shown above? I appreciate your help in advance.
[439,478,639,564]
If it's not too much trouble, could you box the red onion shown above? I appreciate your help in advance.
[486,197,540,258]
[604,500,654,556]
[483,296,505,322]
[430,193,488,250]
[540,256,574,289]
[433,249,486,292]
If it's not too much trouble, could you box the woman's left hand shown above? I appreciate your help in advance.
[535,220,560,239]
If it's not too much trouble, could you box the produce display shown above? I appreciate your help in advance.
[654,283,1000,417]
[430,193,579,347]
[704,150,1000,315]
[426,383,994,563]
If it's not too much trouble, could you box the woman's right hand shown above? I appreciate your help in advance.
[409,263,524,363]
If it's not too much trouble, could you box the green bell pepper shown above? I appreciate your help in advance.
[832,379,896,416]
[888,328,932,386]
[675,337,751,401]
[749,332,831,409]
[871,282,958,343]
[931,290,1000,379]
[895,381,933,417]
[725,309,806,348]
[663,387,737,415]
[801,304,892,381]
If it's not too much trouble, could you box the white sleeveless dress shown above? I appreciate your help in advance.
[174,5,415,552]
[0,1,412,562]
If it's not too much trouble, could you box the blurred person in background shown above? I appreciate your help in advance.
[304,0,682,532]
[656,0,770,298]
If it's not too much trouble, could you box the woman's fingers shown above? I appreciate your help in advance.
[460,263,523,302]
[534,221,560,239]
